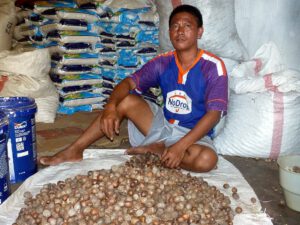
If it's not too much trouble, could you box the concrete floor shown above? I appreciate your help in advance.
[12,111,300,225]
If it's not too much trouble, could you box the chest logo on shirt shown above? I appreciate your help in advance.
[166,90,192,114]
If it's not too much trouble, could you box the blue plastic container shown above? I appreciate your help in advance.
[0,111,10,204]
[0,97,37,184]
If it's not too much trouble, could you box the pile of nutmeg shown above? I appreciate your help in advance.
[13,154,241,225]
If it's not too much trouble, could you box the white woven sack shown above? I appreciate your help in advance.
[0,73,57,99]
[0,1,16,51]
[229,43,298,94]
[221,57,239,75]
[230,69,300,94]
[0,48,58,123]
[230,42,286,79]
[0,72,59,123]
[214,91,300,159]
[35,96,59,123]
[154,0,249,61]
[0,48,51,79]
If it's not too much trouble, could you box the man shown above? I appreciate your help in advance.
[39,4,228,172]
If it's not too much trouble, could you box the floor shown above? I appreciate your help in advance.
[11,111,300,225]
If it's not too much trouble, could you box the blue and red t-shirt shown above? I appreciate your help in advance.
[130,49,228,134]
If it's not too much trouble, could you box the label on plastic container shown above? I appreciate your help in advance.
[7,116,37,184]
[0,123,10,204]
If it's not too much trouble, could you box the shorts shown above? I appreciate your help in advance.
[128,101,216,151]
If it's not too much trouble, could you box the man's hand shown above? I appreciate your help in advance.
[161,144,186,169]
[100,104,120,141]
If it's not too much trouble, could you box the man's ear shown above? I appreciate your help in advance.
[197,27,204,39]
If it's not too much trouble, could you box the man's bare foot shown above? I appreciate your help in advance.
[38,147,83,166]
[126,142,165,156]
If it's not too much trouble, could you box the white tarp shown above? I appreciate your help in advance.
[0,149,273,225]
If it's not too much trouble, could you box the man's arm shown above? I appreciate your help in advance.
[161,110,221,168]
[100,77,136,140]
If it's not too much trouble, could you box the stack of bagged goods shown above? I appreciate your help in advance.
[12,0,161,114]
[0,1,58,123]
[13,0,106,115]
[213,42,300,159]
[94,0,161,105]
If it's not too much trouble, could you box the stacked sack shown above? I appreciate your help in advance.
[94,0,161,105]
[13,0,161,115]
[214,42,300,159]
[13,1,104,114]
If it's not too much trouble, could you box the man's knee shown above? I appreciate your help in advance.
[117,95,141,115]
[191,146,218,172]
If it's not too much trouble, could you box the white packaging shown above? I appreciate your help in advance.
[47,31,100,44]
[57,9,99,23]
[60,94,105,107]
[154,0,249,61]
[104,0,154,12]
[40,22,88,36]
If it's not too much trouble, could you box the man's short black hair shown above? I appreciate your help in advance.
[169,4,203,28]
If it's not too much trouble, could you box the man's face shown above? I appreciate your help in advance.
[169,12,203,51]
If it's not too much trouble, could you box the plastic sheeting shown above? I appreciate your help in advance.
[0,149,273,225]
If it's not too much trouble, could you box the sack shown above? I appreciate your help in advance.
[235,0,300,71]
[0,1,16,51]
[214,92,300,159]
[154,0,249,61]
[0,72,59,123]
[0,48,51,78]
[229,43,297,94]
[214,43,300,158]
[0,49,59,123]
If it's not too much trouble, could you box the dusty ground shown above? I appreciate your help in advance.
[11,111,300,225]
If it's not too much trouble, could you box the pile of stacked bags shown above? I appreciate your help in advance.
[13,0,161,114]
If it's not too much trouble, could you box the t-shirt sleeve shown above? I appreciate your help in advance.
[129,57,162,94]
[205,59,228,114]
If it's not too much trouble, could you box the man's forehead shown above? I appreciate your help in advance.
[171,12,197,23]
